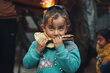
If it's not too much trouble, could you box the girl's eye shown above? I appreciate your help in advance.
[98,39,102,42]
[49,26,54,30]
[100,39,102,41]
[58,27,64,30]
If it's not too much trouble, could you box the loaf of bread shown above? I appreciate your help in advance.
[34,32,74,48]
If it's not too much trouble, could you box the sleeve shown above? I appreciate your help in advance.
[23,41,40,69]
[55,41,81,73]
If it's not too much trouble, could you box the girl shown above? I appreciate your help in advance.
[96,29,110,73]
[23,5,81,73]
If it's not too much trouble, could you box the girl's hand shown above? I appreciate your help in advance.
[102,60,108,65]
[102,57,110,65]
[53,36,63,48]
[36,38,48,53]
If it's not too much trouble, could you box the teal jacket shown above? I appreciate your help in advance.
[23,41,81,73]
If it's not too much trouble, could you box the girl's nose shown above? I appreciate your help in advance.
[97,40,100,44]
[54,30,59,36]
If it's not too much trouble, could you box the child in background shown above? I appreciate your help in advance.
[96,29,110,73]
[23,5,81,73]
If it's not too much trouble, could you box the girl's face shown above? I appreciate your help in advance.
[97,34,107,48]
[41,16,68,38]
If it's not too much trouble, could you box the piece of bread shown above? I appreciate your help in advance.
[34,32,74,48]
[34,32,47,41]
[34,32,54,48]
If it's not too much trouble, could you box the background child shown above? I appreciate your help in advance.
[96,29,110,73]
[23,5,81,73]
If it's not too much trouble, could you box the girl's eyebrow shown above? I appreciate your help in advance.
[48,25,65,27]
[59,25,65,27]
[58,24,67,28]
[48,25,53,27]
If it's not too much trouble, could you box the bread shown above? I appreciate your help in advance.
[34,32,74,48]
[34,32,47,41]
[34,32,54,48]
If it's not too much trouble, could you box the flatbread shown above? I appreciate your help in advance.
[34,32,55,48]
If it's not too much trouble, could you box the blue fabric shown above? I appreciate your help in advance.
[100,61,110,73]
[23,41,81,73]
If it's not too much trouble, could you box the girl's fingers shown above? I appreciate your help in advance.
[53,36,63,47]
[53,36,62,43]
[102,60,107,65]
[36,38,48,53]
[38,38,48,46]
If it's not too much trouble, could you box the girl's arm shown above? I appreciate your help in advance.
[23,41,40,69]
[56,41,81,73]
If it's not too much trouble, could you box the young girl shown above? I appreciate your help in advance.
[96,29,110,73]
[23,5,81,73]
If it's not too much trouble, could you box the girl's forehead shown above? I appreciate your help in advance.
[97,34,104,39]
[49,15,65,20]
[47,16,66,24]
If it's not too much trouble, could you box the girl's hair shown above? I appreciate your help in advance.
[42,5,71,26]
[96,29,110,42]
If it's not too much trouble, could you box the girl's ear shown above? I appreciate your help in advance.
[41,24,45,32]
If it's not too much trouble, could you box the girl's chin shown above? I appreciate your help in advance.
[99,46,104,48]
